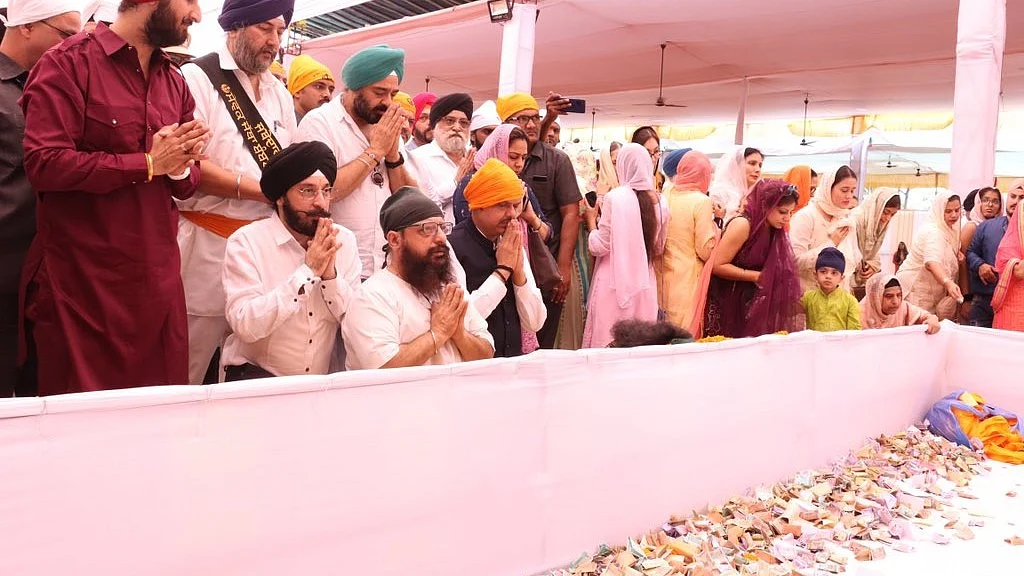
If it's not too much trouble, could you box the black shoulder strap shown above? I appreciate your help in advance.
[193,53,282,169]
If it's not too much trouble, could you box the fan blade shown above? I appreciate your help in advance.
[661,103,687,108]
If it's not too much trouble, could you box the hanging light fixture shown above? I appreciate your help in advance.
[488,0,515,23]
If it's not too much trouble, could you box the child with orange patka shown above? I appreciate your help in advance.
[801,247,861,331]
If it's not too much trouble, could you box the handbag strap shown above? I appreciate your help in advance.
[193,53,283,169]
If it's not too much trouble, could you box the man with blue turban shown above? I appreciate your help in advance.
[297,44,418,281]
[176,0,299,384]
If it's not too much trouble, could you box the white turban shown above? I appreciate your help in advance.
[469,100,502,132]
[0,0,82,27]
[82,0,116,23]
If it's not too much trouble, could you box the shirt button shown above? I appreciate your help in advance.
[293,298,297,302]
[308,339,313,344]
[328,301,332,305]
[308,312,313,316]
[112,119,118,125]
[305,368,310,372]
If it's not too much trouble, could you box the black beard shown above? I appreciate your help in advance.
[353,93,388,124]
[413,125,433,144]
[145,0,188,48]
[399,245,453,301]
[282,197,329,238]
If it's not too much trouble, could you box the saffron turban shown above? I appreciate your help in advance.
[380,187,443,234]
[815,247,846,273]
[260,142,337,203]
[342,45,405,90]
[1,0,80,27]
[429,93,474,128]
[270,60,286,78]
[287,54,334,96]
[413,92,437,120]
[394,92,416,116]
[660,148,690,179]
[464,159,525,211]
[218,0,294,31]
[495,92,538,122]
[470,100,501,132]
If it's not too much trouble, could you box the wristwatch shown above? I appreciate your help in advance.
[384,155,405,169]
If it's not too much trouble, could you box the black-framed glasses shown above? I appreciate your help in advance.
[39,20,77,40]
[295,185,334,200]
[438,116,470,130]
[404,221,453,237]
[508,113,541,126]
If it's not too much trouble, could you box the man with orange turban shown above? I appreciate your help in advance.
[448,159,546,357]
[288,54,335,122]
[494,91,579,349]
[393,91,415,143]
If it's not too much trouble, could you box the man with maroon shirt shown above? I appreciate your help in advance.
[19,0,210,394]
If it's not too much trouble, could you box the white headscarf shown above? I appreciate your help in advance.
[0,0,81,26]
[967,188,1004,224]
[928,189,962,252]
[854,187,901,271]
[708,146,750,219]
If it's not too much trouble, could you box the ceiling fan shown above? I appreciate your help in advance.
[799,94,816,146]
[631,43,687,109]
[886,155,896,168]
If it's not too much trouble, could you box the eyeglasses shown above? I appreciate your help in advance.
[439,116,470,130]
[648,148,662,159]
[404,221,453,237]
[295,186,335,200]
[508,113,541,126]
[40,20,77,40]
[980,197,1002,206]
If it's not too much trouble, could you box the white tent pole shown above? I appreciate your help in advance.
[949,0,1005,195]
[849,134,871,199]
[734,77,748,145]
[497,1,538,97]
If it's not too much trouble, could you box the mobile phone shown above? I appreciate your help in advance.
[565,98,586,114]
[585,191,598,207]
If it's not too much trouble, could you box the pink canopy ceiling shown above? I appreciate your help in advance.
[303,0,1024,128]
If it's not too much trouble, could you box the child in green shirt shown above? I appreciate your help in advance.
[801,247,862,331]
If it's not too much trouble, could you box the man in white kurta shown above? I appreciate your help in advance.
[296,44,416,279]
[408,93,474,223]
[343,187,494,370]
[178,3,297,383]
[222,142,360,379]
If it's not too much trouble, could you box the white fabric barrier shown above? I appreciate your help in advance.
[0,325,1017,576]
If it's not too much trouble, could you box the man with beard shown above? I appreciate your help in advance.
[543,119,561,148]
[297,44,416,280]
[221,142,360,380]
[408,92,474,223]
[342,187,494,370]
[449,159,546,358]
[288,54,334,122]
[393,90,415,143]
[468,99,500,150]
[178,0,298,384]
[18,0,210,395]
[495,92,579,349]
[0,0,82,396]
[404,91,436,153]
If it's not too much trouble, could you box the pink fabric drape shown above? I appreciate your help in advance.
[474,124,517,169]
[606,144,655,308]
[671,151,713,192]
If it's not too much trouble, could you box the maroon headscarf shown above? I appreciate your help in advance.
[739,179,803,336]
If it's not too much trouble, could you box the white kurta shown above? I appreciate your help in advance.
[177,45,297,317]
[463,248,547,333]
[788,204,862,292]
[342,269,495,370]
[296,99,397,279]
[221,214,361,376]
[408,141,459,223]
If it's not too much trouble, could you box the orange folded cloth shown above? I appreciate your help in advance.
[179,211,259,239]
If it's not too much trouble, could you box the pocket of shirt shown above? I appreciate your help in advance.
[82,104,147,154]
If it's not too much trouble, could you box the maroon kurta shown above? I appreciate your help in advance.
[19,25,199,395]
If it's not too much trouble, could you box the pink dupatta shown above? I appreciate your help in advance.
[992,208,1023,312]
[605,143,656,308]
